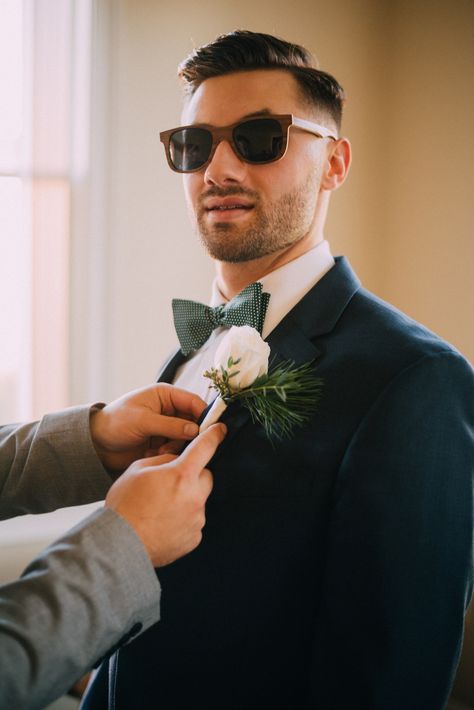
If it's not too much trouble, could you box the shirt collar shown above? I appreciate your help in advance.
[210,240,335,338]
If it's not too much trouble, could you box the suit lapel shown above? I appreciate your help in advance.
[283,256,361,341]
[156,348,186,383]
[217,258,361,448]
[265,256,360,365]
[205,318,322,462]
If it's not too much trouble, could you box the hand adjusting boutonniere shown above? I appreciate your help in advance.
[200,325,323,441]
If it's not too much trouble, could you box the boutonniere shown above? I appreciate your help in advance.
[200,325,322,441]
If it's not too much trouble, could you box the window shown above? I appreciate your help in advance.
[0,0,92,422]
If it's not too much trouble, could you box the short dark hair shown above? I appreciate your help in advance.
[178,30,345,130]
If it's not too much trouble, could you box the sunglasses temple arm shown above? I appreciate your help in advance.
[291,116,338,141]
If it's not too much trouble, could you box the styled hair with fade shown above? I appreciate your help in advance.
[178,30,345,130]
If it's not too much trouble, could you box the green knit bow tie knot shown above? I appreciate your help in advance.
[172,282,270,356]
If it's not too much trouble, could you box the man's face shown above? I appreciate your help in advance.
[181,69,334,264]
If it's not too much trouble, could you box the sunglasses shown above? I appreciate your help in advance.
[160,114,337,173]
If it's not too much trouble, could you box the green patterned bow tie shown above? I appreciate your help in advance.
[172,282,270,356]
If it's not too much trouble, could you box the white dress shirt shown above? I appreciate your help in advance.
[172,241,335,403]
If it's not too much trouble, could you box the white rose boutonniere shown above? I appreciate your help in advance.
[200,325,322,441]
[214,325,271,389]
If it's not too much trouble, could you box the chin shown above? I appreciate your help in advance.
[203,240,284,264]
[205,246,258,264]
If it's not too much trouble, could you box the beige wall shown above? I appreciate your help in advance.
[96,0,473,399]
[378,0,474,359]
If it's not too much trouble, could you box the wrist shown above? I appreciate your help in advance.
[89,403,111,466]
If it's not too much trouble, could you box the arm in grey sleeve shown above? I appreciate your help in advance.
[0,405,113,519]
[0,506,161,710]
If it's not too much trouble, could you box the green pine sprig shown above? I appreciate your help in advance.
[203,359,323,441]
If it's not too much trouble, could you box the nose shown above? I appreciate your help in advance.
[204,139,247,186]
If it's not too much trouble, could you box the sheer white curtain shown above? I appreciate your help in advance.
[0,0,93,423]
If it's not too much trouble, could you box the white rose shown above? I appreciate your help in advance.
[214,325,270,391]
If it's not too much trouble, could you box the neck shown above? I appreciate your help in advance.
[216,196,329,299]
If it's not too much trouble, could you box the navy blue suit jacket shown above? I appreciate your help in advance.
[84,258,473,709]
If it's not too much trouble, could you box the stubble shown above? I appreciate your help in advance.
[195,171,320,263]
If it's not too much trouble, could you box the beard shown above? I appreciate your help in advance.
[194,171,320,263]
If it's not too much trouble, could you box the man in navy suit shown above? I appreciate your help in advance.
[84,30,473,709]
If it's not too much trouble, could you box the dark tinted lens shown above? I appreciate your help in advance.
[169,127,212,171]
[233,118,285,163]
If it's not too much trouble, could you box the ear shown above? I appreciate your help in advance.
[321,138,351,191]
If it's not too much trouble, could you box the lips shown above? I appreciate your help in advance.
[209,204,251,211]
[204,197,254,212]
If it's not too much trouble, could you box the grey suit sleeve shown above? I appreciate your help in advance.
[0,407,161,707]
[0,405,113,519]
[311,352,474,709]
[0,506,161,710]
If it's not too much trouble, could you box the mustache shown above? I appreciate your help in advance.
[198,186,259,207]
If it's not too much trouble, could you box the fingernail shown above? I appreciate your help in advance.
[184,422,199,437]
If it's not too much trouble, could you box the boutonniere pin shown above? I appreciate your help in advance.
[200,325,322,441]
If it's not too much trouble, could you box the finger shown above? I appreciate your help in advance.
[158,440,186,456]
[156,385,207,420]
[142,413,200,442]
[143,448,161,458]
[176,423,227,478]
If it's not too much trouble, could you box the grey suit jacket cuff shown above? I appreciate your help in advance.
[0,404,112,518]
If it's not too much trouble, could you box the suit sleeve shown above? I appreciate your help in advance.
[0,506,161,710]
[311,351,474,710]
[0,405,113,519]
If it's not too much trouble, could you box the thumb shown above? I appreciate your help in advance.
[176,423,227,477]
